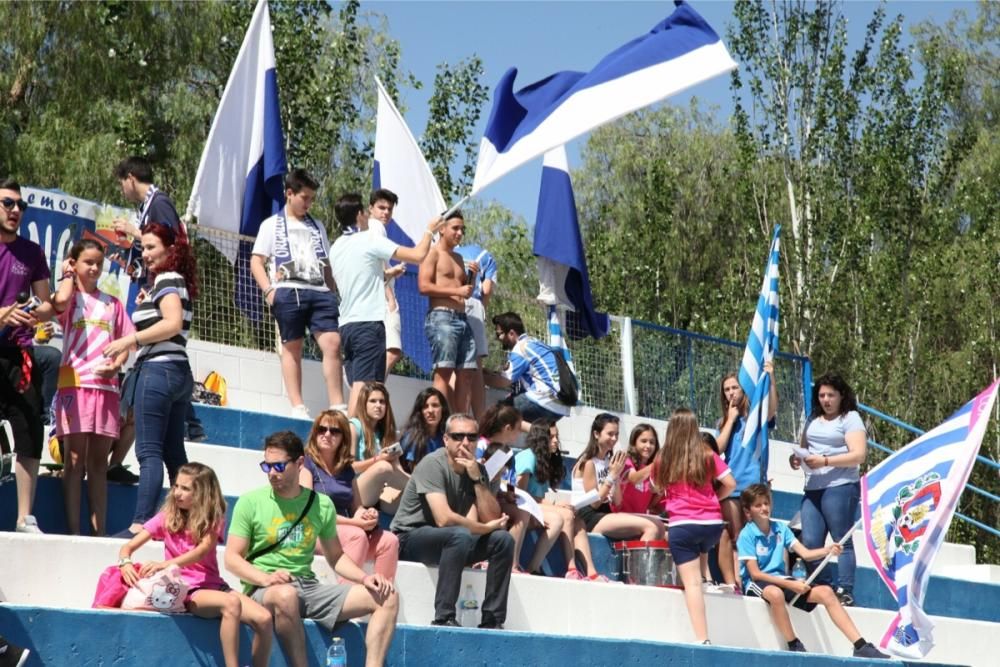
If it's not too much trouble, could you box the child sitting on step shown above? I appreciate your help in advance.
[736,483,888,658]
[117,462,273,667]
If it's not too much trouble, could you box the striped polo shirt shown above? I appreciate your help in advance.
[133,271,192,362]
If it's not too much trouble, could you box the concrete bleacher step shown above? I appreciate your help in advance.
[0,532,993,665]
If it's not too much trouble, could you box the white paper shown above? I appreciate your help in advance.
[514,488,545,524]
[572,489,601,511]
[484,448,514,482]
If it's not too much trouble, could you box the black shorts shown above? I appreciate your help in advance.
[745,579,830,612]
[0,347,44,459]
[577,503,612,532]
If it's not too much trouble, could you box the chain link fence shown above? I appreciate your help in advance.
[189,225,810,432]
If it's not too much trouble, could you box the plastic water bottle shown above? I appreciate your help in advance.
[326,637,347,667]
[458,583,480,627]
[792,558,807,580]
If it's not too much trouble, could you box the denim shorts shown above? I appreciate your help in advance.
[271,287,339,343]
[424,309,476,370]
[340,321,386,384]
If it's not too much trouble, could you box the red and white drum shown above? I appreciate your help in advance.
[611,539,677,587]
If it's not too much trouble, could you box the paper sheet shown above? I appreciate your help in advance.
[484,448,514,482]
[514,488,545,524]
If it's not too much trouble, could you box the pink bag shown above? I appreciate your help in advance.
[120,564,190,613]
[92,563,135,608]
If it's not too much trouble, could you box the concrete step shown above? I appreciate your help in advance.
[0,533,989,665]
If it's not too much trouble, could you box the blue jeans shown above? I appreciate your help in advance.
[800,482,860,591]
[424,309,476,370]
[132,359,194,524]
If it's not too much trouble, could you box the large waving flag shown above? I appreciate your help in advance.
[534,146,609,339]
[185,0,287,320]
[373,77,447,373]
[471,0,736,195]
[862,380,999,659]
[737,225,781,476]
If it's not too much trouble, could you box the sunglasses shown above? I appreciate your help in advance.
[259,459,293,473]
[447,432,478,443]
[316,425,342,435]
[1,197,28,212]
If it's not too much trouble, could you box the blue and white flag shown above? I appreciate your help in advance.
[534,146,609,339]
[472,0,736,195]
[373,76,447,373]
[185,0,286,320]
[862,380,998,659]
[737,225,781,472]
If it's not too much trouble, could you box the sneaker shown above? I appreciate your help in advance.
[471,561,488,570]
[0,637,30,667]
[835,587,855,607]
[186,426,207,443]
[430,618,461,627]
[15,516,42,534]
[587,573,611,583]
[329,404,348,414]
[477,620,504,630]
[512,565,528,575]
[852,642,890,659]
[787,638,807,653]
[564,568,585,581]
[290,405,311,420]
[700,639,712,646]
[107,464,140,485]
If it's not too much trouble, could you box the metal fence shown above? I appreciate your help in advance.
[189,224,812,432]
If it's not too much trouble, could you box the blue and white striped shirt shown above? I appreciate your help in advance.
[504,334,569,416]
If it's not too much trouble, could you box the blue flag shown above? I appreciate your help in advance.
[186,0,287,320]
[737,226,781,478]
[472,0,736,194]
[534,146,609,339]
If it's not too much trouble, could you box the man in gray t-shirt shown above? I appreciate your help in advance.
[390,413,514,628]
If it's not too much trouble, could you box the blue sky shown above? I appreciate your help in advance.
[359,1,974,224]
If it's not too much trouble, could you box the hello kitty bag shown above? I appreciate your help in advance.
[121,564,189,613]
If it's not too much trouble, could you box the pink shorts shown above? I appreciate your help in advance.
[56,387,121,439]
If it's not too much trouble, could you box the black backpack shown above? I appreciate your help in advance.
[547,346,580,407]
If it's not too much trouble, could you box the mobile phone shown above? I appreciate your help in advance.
[382,443,404,458]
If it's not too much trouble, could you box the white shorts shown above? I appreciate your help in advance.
[465,298,488,358]
[385,303,402,351]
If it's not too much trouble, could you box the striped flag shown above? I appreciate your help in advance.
[185,0,287,320]
[534,146,610,340]
[372,76,446,373]
[861,380,998,659]
[472,0,736,195]
[546,305,572,364]
[737,226,781,475]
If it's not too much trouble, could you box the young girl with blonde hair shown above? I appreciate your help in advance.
[117,463,272,667]
[653,409,735,645]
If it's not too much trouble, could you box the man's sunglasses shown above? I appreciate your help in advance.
[1,197,28,212]
[447,432,478,442]
[316,425,342,435]
[259,460,293,473]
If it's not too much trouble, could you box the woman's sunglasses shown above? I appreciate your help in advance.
[316,425,342,435]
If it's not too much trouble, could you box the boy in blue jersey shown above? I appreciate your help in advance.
[737,484,888,658]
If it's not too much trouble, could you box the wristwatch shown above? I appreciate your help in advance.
[117,557,133,568]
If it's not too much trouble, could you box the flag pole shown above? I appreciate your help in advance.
[789,518,862,606]
[442,193,471,219]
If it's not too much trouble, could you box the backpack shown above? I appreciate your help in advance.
[548,346,580,407]
[201,370,228,406]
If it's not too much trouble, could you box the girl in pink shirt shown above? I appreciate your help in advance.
[613,423,660,514]
[52,239,132,536]
[117,463,272,667]
[652,409,735,645]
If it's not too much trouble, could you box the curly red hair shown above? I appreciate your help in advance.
[142,222,199,299]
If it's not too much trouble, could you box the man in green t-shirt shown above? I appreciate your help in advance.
[225,431,398,667]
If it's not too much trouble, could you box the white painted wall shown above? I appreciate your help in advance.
[0,533,994,665]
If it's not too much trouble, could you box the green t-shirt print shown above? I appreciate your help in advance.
[229,486,337,592]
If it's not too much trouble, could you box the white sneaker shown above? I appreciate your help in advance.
[329,403,348,414]
[290,405,311,420]
[15,515,43,534]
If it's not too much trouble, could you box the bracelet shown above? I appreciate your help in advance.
[117,557,132,568]
[263,285,274,297]
[424,229,434,236]
[134,332,140,346]
[824,456,829,466]
[61,272,74,280]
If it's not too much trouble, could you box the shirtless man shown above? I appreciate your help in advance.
[418,211,478,412]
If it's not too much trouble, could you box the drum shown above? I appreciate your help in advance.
[612,539,676,587]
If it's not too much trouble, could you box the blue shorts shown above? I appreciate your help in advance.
[513,394,564,424]
[668,523,724,565]
[424,309,476,370]
[340,321,386,384]
[271,287,339,343]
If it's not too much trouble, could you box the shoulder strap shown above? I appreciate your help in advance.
[246,489,317,563]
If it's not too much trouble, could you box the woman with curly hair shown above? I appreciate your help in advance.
[105,222,198,536]
[790,373,867,606]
